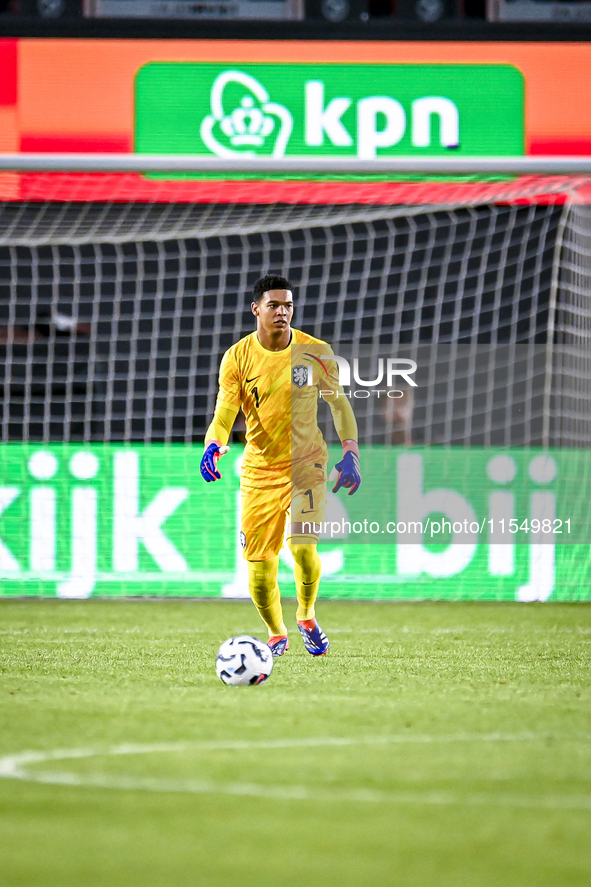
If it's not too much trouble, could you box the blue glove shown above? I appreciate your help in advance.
[200,441,230,482]
[330,442,361,496]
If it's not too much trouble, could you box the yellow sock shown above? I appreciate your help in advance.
[247,556,287,638]
[287,538,321,622]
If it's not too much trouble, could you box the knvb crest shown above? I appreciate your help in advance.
[292,365,309,388]
[200,70,293,159]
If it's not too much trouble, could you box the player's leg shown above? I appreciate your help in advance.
[241,480,289,655]
[286,533,321,622]
[246,556,287,643]
[288,463,329,655]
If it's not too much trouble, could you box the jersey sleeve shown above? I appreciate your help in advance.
[321,343,342,393]
[204,347,241,446]
[216,347,242,411]
[327,395,358,443]
[205,403,239,448]
[320,343,359,443]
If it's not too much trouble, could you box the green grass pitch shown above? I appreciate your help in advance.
[1,599,590,887]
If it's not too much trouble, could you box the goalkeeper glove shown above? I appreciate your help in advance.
[330,440,361,496]
[200,440,230,482]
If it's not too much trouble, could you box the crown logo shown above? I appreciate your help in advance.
[220,96,275,147]
[201,70,293,158]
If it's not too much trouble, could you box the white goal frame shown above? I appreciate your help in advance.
[1,154,591,175]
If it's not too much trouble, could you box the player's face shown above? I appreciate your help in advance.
[252,289,294,336]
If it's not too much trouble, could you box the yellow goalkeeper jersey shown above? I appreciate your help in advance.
[214,328,340,480]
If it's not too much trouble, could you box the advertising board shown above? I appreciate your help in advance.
[135,62,524,164]
[83,0,303,18]
[0,444,589,601]
[1,38,591,201]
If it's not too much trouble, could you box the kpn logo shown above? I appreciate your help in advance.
[135,62,525,164]
[200,71,293,159]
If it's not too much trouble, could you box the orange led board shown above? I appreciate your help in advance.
[1,38,591,202]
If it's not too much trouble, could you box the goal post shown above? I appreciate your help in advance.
[1,154,591,601]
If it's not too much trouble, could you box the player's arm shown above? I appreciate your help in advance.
[323,390,362,496]
[201,349,241,483]
[201,402,239,481]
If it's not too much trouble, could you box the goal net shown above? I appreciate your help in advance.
[1,193,590,448]
[1,160,590,602]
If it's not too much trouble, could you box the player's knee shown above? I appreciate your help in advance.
[247,557,278,595]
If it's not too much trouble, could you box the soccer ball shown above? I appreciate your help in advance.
[215,635,274,686]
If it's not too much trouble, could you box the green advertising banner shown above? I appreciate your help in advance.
[0,444,588,602]
[134,63,524,174]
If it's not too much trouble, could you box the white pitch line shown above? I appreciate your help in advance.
[1,734,591,810]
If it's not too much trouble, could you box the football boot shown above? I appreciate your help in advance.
[297,619,329,656]
[267,635,289,657]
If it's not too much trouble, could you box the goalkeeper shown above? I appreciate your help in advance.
[201,275,361,657]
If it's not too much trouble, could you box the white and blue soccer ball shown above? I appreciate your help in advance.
[216,635,274,686]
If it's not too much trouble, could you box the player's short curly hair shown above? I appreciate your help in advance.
[253,275,292,302]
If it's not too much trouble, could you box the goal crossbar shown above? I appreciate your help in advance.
[1,154,591,176]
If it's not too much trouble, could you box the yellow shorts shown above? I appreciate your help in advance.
[240,461,327,561]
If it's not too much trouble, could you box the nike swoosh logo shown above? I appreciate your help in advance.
[245,376,259,383]
[301,509,315,514]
